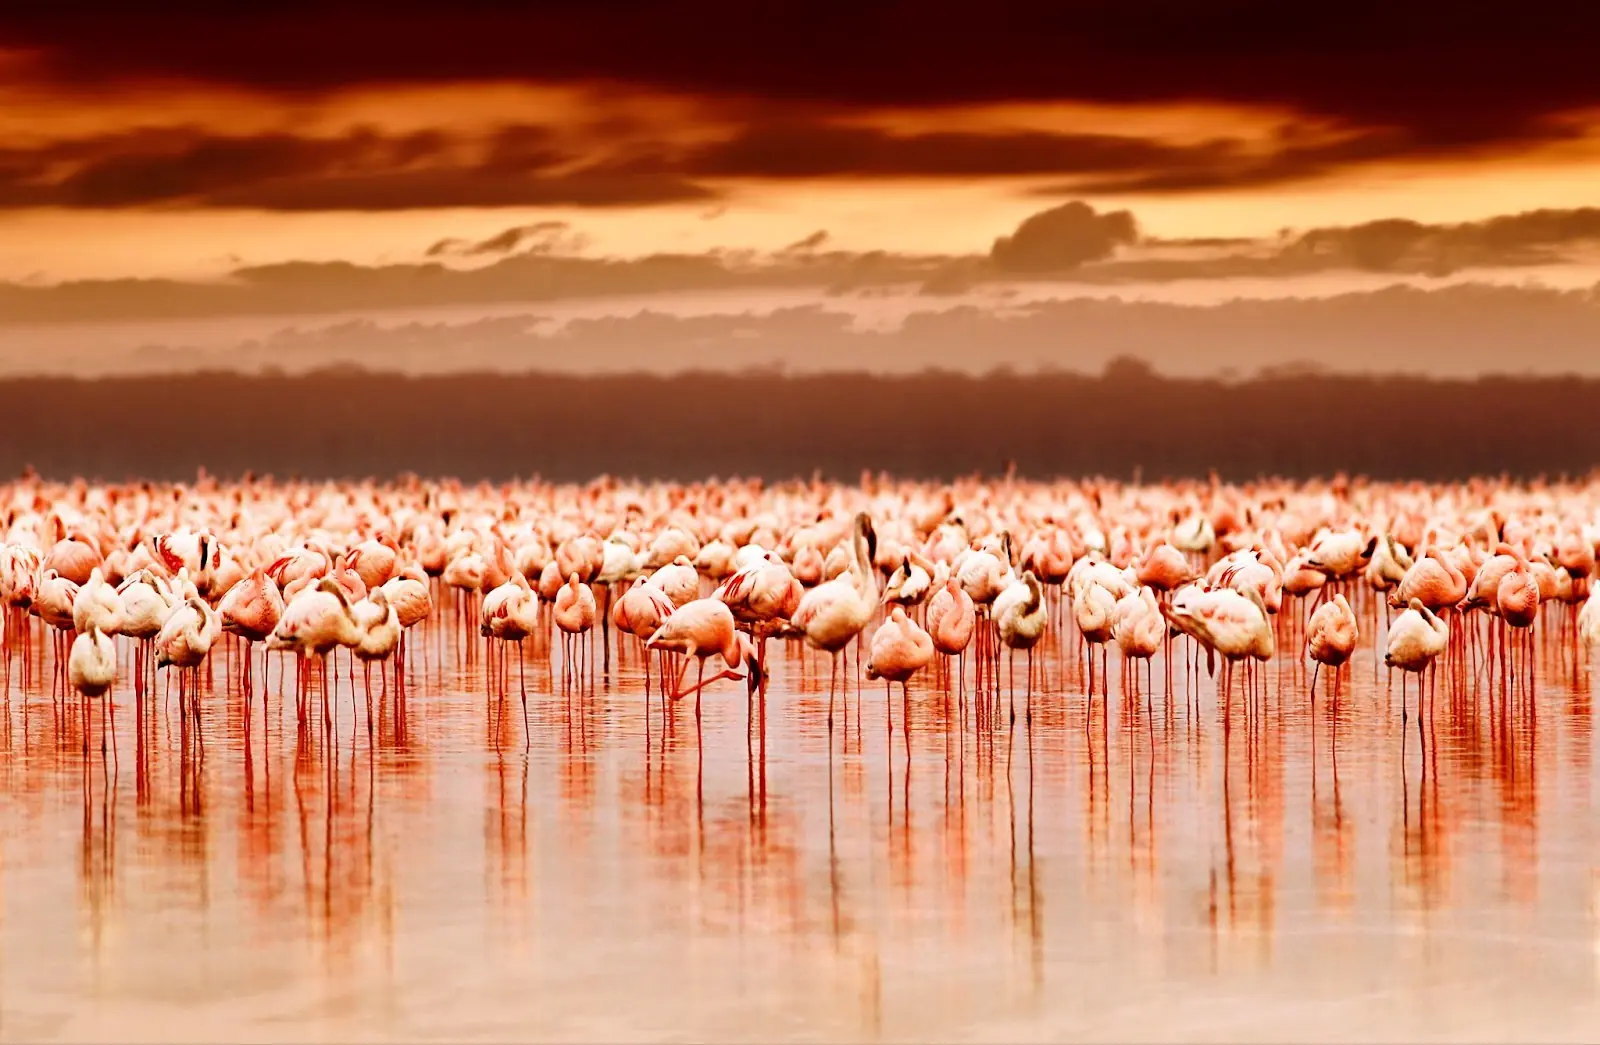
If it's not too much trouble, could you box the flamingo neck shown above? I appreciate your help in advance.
[853,529,877,601]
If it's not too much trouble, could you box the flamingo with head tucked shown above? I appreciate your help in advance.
[993,569,1047,723]
[866,606,934,734]
[553,573,598,692]
[155,594,221,736]
[268,577,362,731]
[69,625,118,767]
[1306,593,1358,703]
[219,566,285,705]
[925,575,976,701]
[1385,597,1449,753]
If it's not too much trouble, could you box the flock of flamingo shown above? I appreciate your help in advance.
[2,472,1599,770]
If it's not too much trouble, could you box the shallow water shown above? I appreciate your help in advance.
[2,597,1598,1043]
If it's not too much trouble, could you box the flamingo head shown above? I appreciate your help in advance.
[728,630,762,693]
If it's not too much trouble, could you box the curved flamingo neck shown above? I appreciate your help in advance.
[853,526,877,601]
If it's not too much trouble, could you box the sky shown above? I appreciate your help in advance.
[3,1,1600,374]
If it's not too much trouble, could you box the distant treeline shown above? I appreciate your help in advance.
[5,363,1598,483]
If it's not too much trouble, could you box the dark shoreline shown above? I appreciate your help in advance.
[6,365,1596,483]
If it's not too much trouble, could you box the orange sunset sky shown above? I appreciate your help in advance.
[2,1,1600,376]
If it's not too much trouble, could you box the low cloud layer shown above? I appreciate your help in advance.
[8,282,1600,382]
[3,201,1600,326]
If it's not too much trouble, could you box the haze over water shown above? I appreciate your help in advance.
[1,592,1596,1044]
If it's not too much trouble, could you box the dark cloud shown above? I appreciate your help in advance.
[780,230,830,254]
[989,201,1138,272]
[1282,208,1600,273]
[0,125,714,209]
[678,123,1246,179]
[0,117,1587,214]
[4,2,1600,156]
[426,221,586,258]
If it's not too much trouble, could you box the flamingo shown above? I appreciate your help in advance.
[865,606,934,733]
[114,569,170,697]
[353,589,401,732]
[792,512,878,730]
[1578,587,1600,653]
[1075,579,1118,698]
[1135,542,1195,593]
[267,578,362,731]
[925,575,976,700]
[1496,549,1542,684]
[645,597,760,740]
[613,576,678,702]
[481,571,540,735]
[1364,534,1414,601]
[218,566,284,704]
[993,569,1047,723]
[155,595,221,735]
[72,568,124,638]
[379,564,433,686]
[1306,593,1358,701]
[1385,598,1449,750]
[69,625,118,766]
[647,555,701,609]
[1162,585,1275,704]
[32,568,79,692]
[1111,586,1164,704]
[347,532,401,591]
[553,573,598,691]
[957,532,1014,684]
[714,549,803,695]
[43,529,103,585]
[595,533,646,674]
[883,554,933,611]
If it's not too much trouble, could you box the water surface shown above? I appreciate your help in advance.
[1,599,1597,1042]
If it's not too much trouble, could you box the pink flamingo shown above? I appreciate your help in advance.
[219,566,284,707]
[925,576,976,701]
[866,606,934,734]
[553,573,597,692]
[645,597,760,742]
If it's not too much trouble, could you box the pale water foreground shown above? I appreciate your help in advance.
[2,606,1598,1043]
